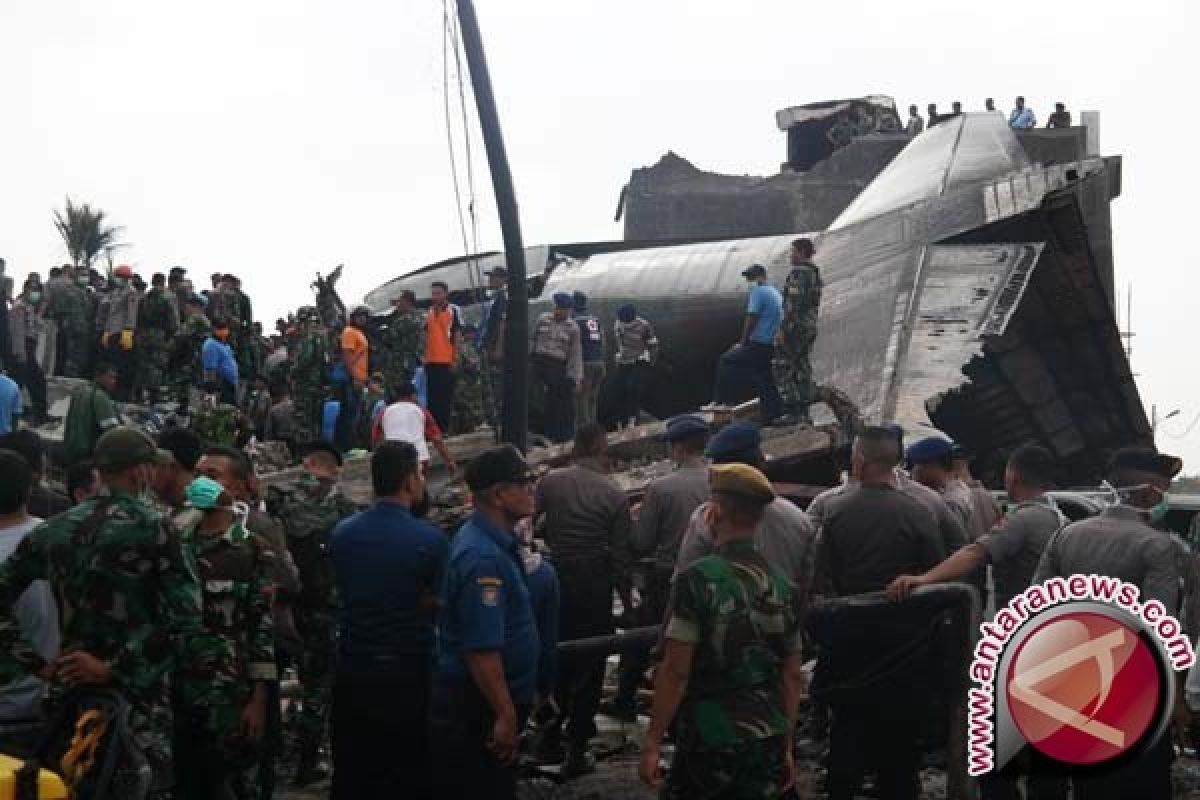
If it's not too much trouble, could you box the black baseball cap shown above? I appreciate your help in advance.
[465,445,533,492]
[741,264,767,279]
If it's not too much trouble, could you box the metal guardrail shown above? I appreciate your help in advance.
[808,582,981,800]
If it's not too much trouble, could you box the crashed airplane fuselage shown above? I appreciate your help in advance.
[367,113,1145,484]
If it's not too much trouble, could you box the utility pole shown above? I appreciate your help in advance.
[455,0,528,453]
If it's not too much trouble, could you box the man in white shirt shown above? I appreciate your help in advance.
[376,382,457,474]
[0,449,59,756]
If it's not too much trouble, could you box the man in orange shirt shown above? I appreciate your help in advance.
[424,281,462,432]
[336,305,371,451]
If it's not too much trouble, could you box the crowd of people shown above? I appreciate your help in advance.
[902,95,1076,135]
[0,236,1192,800]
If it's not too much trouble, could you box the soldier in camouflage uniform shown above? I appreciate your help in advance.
[290,307,329,445]
[44,266,94,378]
[640,464,804,800]
[172,474,275,800]
[172,294,213,414]
[773,237,823,425]
[265,441,357,785]
[0,427,226,798]
[452,325,485,434]
[137,273,179,403]
[382,290,425,400]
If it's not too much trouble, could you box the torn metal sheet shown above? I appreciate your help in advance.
[885,243,1043,426]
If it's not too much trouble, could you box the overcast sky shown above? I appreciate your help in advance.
[2,0,1196,469]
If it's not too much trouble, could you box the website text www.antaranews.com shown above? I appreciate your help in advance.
[966,574,1196,776]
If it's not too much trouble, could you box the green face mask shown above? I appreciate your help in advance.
[1149,493,1170,523]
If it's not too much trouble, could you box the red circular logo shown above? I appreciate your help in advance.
[1005,611,1162,765]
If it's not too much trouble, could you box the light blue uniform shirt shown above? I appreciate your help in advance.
[746,283,783,345]
[0,375,21,435]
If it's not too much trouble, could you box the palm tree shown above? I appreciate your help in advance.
[53,197,125,268]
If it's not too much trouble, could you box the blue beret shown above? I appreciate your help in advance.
[661,414,709,442]
[905,436,955,464]
[617,304,636,322]
[552,292,574,309]
[705,422,762,460]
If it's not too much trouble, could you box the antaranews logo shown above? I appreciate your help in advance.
[967,575,1196,776]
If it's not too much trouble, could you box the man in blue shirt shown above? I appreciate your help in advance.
[431,445,540,800]
[0,373,21,436]
[330,441,446,799]
[202,322,239,405]
[707,264,784,424]
[1009,95,1037,129]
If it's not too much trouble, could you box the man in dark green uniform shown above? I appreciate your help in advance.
[172,294,213,414]
[640,463,805,799]
[44,266,93,378]
[290,307,329,446]
[137,273,179,403]
[172,471,275,800]
[62,362,122,464]
[0,427,222,797]
[774,237,823,425]
[382,291,425,400]
[265,441,357,785]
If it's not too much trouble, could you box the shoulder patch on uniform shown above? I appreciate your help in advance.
[481,585,500,606]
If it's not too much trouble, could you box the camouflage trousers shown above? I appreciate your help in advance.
[137,330,170,399]
[482,360,503,427]
[452,368,485,435]
[382,360,419,401]
[292,389,325,445]
[293,609,335,763]
[773,326,817,419]
[663,735,789,800]
[56,320,92,379]
[173,692,261,800]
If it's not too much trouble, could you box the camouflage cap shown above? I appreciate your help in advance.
[94,426,175,471]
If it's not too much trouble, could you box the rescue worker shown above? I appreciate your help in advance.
[8,277,50,424]
[431,445,540,800]
[613,413,710,720]
[104,264,140,400]
[452,327,486,435]
[43,265,92,378]
[203,321,240,407]
[640,463,805,799]
[1031,447,1187,800]
[531,293,583,444]
[675,422,816,597]
[329,441,447,799]
[478,267,508,425]
[172,293,212,414]
[335,306,371,453]
[811,427,945,800]
[534,423,634,776]
[0,427,223,797]
[383,290,425,400]
[708,264,784,425]
[572,291,605,427]
[172,470,275,800]
[774,237,822,425]
[612,304,658,429]
[137,272,178,403]
[423,281,462,433]
[888,443,1068,800]
[62,361,122,464]
[906,435,984,591]
[290,307,329,446]
[265,440,357,786]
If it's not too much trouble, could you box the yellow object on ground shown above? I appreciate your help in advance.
[0,754,68,800]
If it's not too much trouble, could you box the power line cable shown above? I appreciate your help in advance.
[442,0,471,257]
